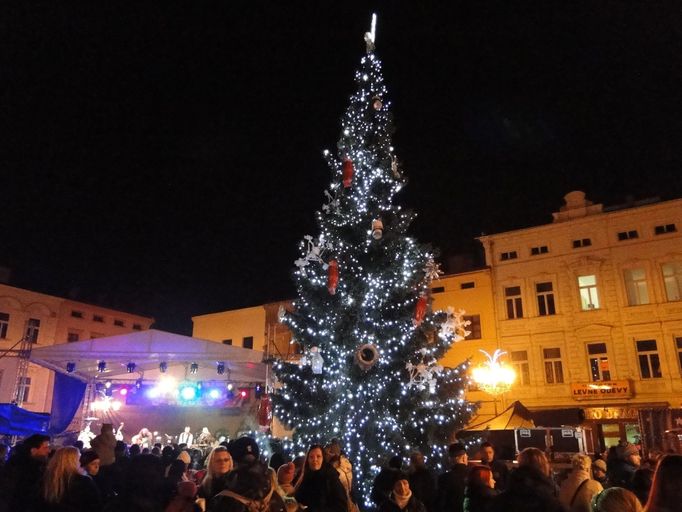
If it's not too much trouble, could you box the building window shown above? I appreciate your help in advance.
[617,230,639,241]
[67,331,80,343]
[654,223,677,235]
[26,319,40,343]
[511,350,530,385]
[531,245,549,256]
[113,319,125,327]
[132,323,142,331]
[536,282,556,316]
[662,262,682,301]
[462,315,481,339]
[636,340,662,379]
[431,286,445,293]
[242,336,254,349]
[18,377,31,403]
[572,238,592,249]
[587,342,611,381]
[578,275,600,310]
[460,281,475,289]
[0,312,9,339]
[504,286,523,319]
[93,315,104,323]
[71,310,84,319]
[222,339,233,346]
[500,251,518,261]
[623,268,650,305]
[675,337,682,373]
[543,348,564,384]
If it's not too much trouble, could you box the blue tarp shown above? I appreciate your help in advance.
[0,403,50,436]
[48,373,86,434]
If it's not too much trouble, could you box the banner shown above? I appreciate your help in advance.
[571,380,632,400]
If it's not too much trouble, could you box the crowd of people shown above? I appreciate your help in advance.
[0,427,680,512]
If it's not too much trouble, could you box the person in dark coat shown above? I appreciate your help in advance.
[39,446,102,512]
[437,443,469,512]
[478,443,509,492]
[606,442,640,490]
[294,444,347,512]
[380,478,427,512]
[463,465,498,512]
[488,448,565,512]
[372,455,403,508]
[408,452,436,512]
[0,433,50,512]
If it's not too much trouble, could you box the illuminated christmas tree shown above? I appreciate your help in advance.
[273,16,476,505]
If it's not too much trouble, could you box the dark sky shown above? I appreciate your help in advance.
[2,2,681,334]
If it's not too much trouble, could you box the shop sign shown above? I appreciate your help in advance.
[519,429,531,438]
[561,429,574,438]
[583,407,639,420]
[571,380,632,400]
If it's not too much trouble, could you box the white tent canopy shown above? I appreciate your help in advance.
[30,329,267,384]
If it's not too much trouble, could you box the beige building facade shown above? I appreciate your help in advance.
[0,283,153,413]
[478,191,682,452]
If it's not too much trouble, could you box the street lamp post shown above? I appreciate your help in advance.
[471,349,516,415]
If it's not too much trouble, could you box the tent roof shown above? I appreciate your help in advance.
[30,329,266,383]
[464,401,536,431]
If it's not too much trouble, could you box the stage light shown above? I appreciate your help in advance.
[189,362,199,374]
[196,381,203,390]
[255,384,264,398]
[111,400,122,411]
[216,362,225,375]
[97,361,107,373]
[66,362,76,373]
[126,362,136,373]
[226,383,234,391]
[119,387,128,396]
[157,376,177,394]
[147,387,161,399]
[105,387,113,397]
[208,388,221,399]
[135,378,143,389]
[239,389,248,398]
[179,383,198,401]
[105,380,112,389]
[159,361,168,373]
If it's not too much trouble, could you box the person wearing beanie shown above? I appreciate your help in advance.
[380,478,426,512]
[436,442,469,512]
[80,450,101,477]
[558,453,603,512]
[227,436,260,466]
[592,459,607,485]
[277,462,296,496]
[91,423,117,466]
[372,455,404,508]
[607,443,640,490]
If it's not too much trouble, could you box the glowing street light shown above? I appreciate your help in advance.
[471,349,516,414]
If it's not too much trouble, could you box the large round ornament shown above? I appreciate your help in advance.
[355,343,380,371]
[372,96,383,110]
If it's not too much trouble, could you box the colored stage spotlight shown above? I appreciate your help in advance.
[126,362,136,373]
[179,383,198,401]
[208,388,221,400]
[119,387,128,396]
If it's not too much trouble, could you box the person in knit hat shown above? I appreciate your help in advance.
[558,453,603,512]
[607,442,640,489]
[277,461,296,496]
[380,478,426,512]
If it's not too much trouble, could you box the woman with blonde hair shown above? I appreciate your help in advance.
[199,445,234,499]
[559,453,603,512]
[643,454,682,512]
[41,446,101,511]
[591,487,642,512]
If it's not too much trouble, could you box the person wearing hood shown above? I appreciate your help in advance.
[558,453,602,512]
[488,447,565,512]
[91,423,117,466]
[380,478,426,512]
[294,444,347,512]
[324,440,357,512]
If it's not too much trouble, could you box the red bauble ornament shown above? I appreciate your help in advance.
[327,259,339,295]
[257,394,272,431]
[413,294,427,327]
[342,158,354,188]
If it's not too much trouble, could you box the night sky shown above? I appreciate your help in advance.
[3,2,681,334]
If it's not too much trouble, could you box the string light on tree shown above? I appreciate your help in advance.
[272,14,477,506]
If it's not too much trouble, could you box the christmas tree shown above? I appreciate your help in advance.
[273,16,476,505]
